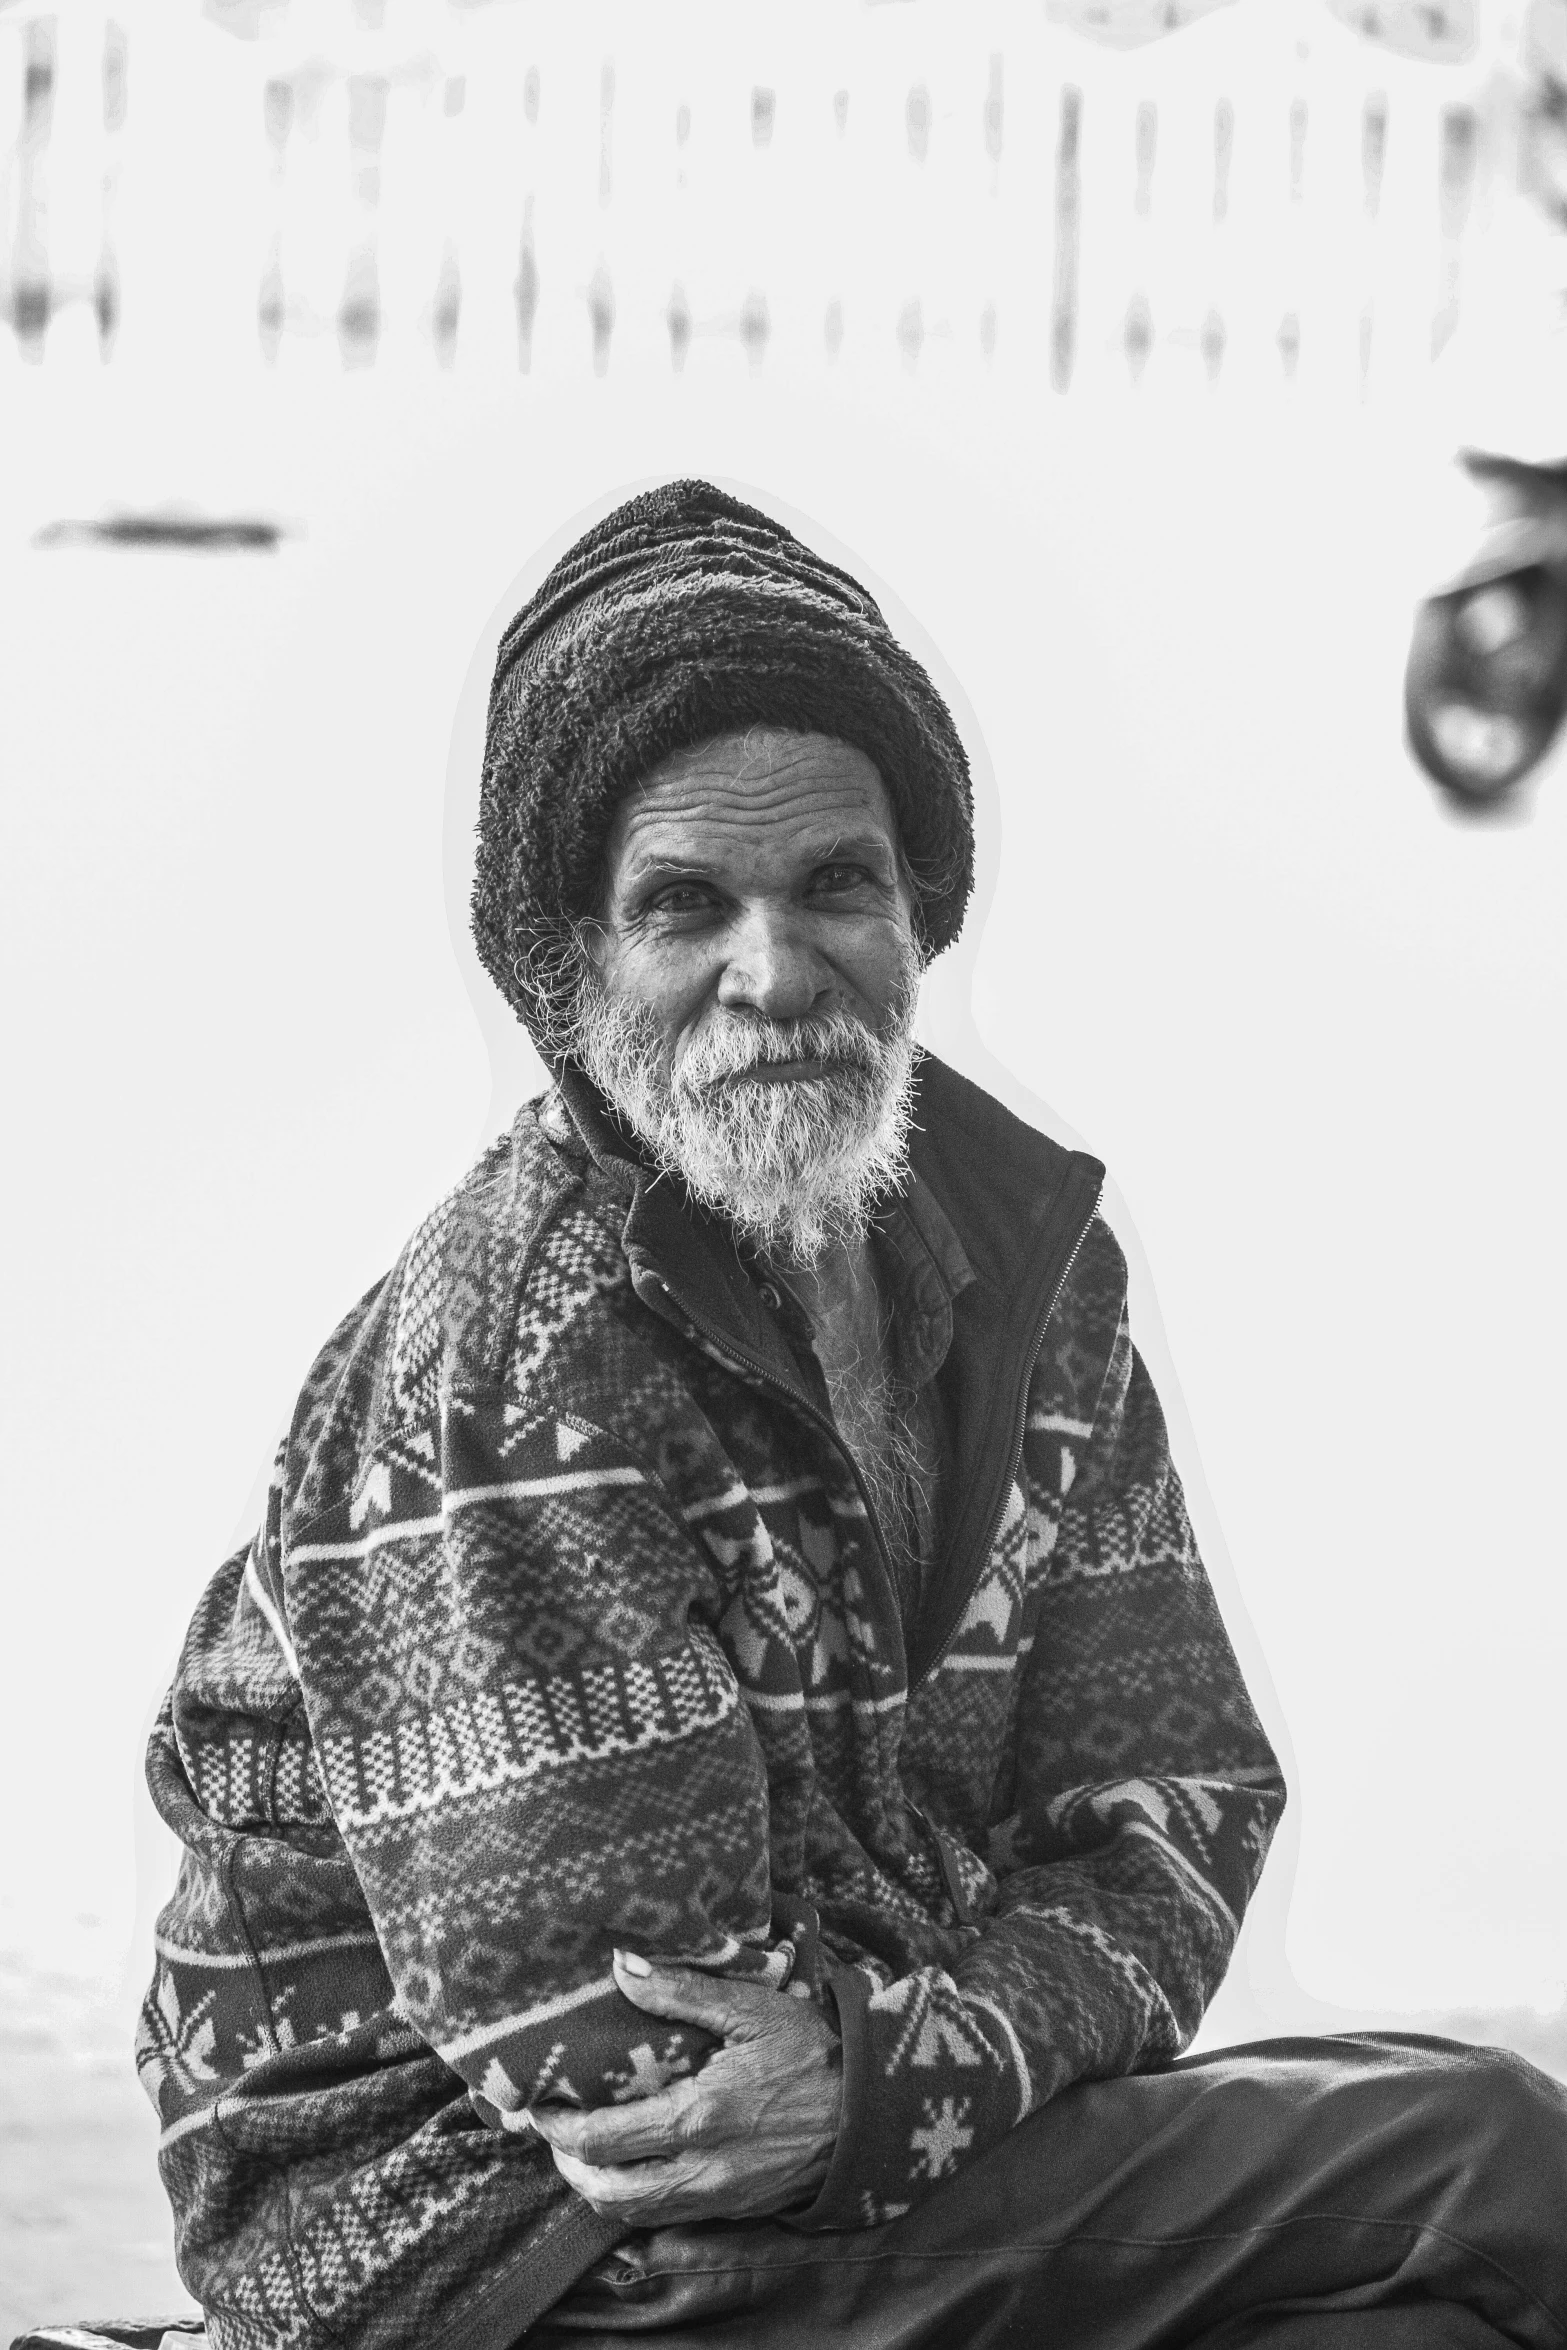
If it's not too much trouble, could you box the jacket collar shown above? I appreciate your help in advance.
[900,1058,1103,1678]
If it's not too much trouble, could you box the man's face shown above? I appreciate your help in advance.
[593,727,916,1068]
[569,727,924,1261]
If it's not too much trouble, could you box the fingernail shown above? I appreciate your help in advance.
[613,1947,652,1977]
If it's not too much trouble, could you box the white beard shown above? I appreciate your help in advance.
[567,957,922,1266]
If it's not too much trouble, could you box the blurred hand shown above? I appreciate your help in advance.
[526,1949,842,2227]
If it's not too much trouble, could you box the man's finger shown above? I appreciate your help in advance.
[530,2080,701,2166]
[611,1948,776,2037]
[549,2143,692,2214]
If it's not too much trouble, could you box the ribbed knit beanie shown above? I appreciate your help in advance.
[472,479,975,1058]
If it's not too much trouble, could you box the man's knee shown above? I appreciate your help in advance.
[1439,2037,1567,2170]
[1361,2031,1567,2262]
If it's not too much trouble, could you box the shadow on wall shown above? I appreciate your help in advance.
[436,473,1309,2053]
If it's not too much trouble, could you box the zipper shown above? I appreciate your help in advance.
[656,1281,984,1936]
[907,1797,978,1925]
[646,1177,1099,1936]
[642,1175,1102,1700]
[651,1286,909,1628]
[911,1182,1102,1692]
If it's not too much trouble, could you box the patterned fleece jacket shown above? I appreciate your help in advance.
[138,1054,1286,2350]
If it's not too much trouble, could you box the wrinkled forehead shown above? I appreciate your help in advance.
[603,727,904,892]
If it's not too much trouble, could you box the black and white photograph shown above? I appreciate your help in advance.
[2,2,1565,2345]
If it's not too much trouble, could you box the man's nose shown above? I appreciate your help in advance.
[716,904,831,1024]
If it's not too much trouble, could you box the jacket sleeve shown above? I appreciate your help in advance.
[796,1230,1287,2229]
[269,1380,799,2127]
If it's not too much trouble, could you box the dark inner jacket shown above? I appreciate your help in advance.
[138,1054,1286,2350]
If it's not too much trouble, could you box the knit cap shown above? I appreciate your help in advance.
[471,479,975,1057]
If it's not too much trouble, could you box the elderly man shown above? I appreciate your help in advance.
[140,483,1565,2350]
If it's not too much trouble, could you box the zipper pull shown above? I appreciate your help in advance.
[908,1800,977,1927]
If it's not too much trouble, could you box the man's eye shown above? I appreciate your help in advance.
[648,884,714,916]
[812,865,870,894]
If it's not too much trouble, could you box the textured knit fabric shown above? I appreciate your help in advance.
[471,480,975,1054]
[138,1056,1285,2350]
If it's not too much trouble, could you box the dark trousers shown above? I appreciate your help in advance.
[532,2034,1567,2349]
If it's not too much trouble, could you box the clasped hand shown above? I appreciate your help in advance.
[526,1948,842,2227]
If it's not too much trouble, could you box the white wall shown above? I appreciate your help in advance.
[2,0,1562,2042]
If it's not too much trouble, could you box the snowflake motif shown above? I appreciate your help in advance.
[236,1992,299,2071]
[607,2034,696,2103]
[908,2094,975,2182]
[144,1973,220,2092]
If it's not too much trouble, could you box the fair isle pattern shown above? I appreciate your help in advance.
[315,1621,740,1832]
[509,1191,633,1389]
[140,1090,1284,2350]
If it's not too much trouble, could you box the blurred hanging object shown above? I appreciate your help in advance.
[1404,458,1567,802]
[1399,1,1567,804]
[1289,96,1308,203]
[1358,93,1387,394]
[1520,3,1567,223]
[982,60,1003,352]
[1323,1,1477,62]
[1124,291,1153,384]
[515,198,539,373]
[430,242,460,369]
[10,18,55,360]
[259,242,284,364]
[667,283,691,373]
[1133,99,1156,218]
[1044,0,1238,44]
[984,55,1003,169]
[338,243,379,368]
[1361,90,1388,218]
[906,84,931,165]
[348,75,388,210]
[587,259,614,375]
[1050,85,1081,394]
[1431,105,1479,358]
[1212,97,1233,223]
[263,74,292,163]
[203,0,289,36]
[37,509,286,551]
[257,74,290,363]
[1049,0,1475,52]
[1128,101,1153,385]
[97,21,128,362]
[739,289,769,368]
[94,245,120,360]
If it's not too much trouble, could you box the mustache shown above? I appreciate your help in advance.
[677,1012,887,1093]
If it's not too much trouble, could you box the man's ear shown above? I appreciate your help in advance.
[575,910,612,974]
